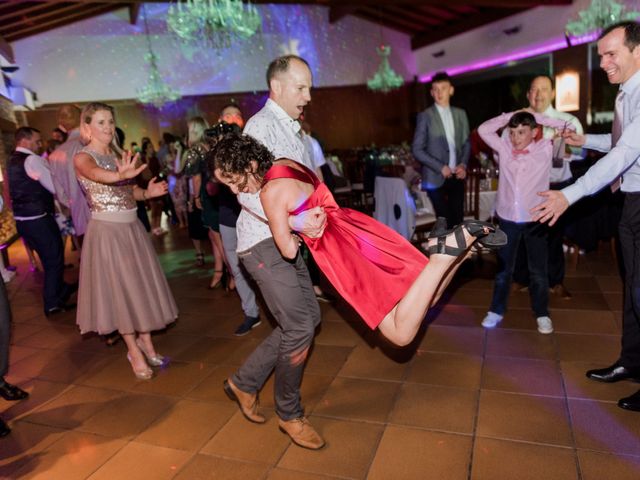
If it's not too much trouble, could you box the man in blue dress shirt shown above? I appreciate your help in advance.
[533,21,640,411]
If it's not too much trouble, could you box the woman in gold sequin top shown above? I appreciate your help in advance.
[74,102,178,380]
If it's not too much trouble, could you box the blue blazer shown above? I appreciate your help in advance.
[412,105,471,190]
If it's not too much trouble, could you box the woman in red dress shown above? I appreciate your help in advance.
[210,134,504,346]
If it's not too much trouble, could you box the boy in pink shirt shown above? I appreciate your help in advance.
[478,111,573,334]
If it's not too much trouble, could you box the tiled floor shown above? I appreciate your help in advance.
[2,229,640,479]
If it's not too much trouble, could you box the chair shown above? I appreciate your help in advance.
[464,167,481,220]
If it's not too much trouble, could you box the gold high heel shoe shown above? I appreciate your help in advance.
[135,339,166,367]
[127,353,153,380]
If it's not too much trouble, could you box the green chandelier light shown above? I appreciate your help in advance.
[566,0,640,37]
[137,6,181,108]
[166,0,262,48]
[367,45,404,93]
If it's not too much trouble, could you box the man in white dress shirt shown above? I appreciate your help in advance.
[48,105,90,247]
[533,22,640,411]
[7,127,76,316]
[513,75,584,299]
[222,55,325,450]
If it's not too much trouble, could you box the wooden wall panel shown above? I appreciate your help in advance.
[24,83,420,151]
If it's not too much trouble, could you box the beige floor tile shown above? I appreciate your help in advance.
[87,441,193,480]
[12,431,127,480]
[405,350,482,389]
[313,377,400,423]
[555,333,621,363]
[578,450,640,480]
[314,320,369,347]
[0,378,72,421]
[200,414,290,463]
[429,303,482,328]
[10,323,46,343]
[477,390,573,446]
[367,425,472,480]
[266,469,342,479]
[549,310,618,334]
[184,364,240,403]
[171,337,259,366]
[15,350,111,384]
[135,399,236,451]
[259,373,334,414]
[8,345,41,366]
[561,361,637,401]
[419,325,484,356]
[0,421,66,472]
[174,454,270,480]
[569,399,640,456]
[277,417,384,479]
[482,356,564,396]
[79,392,176,439]
[471,437,577,480]
[22,385,122,430]
[486,329,557,360]
[594,275,623,293]
[15,325,82,350]
[132,360,216,397]
[337,344,410,381]
[389,383,478,433]
[304,345,352,376]
[603,292,623,311]
[78,355,154,391]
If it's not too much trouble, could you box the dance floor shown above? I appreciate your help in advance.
[1,227,640,479]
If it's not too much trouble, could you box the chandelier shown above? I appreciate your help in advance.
[566,0,640,37]
[137,7,181,108]
[166,0,262,48]
[367,45,404,93]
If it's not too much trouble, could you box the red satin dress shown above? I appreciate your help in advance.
[263,164,429,329]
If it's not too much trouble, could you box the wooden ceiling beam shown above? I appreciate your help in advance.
[7,0,573,5]
[2,4,84,32]
[0,2,66,24]
[419,6,457,21]
[128,2,140,24]
[382,4,441,27]
[357,6,425,34]
[0,35,14,63]
[328,6,357,24]
[4,4,124,42]
[356,9,418,36]
[411,8,523,50]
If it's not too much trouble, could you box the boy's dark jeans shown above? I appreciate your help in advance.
[490,218,549,318]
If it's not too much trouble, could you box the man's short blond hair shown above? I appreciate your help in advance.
[57,104,81,132]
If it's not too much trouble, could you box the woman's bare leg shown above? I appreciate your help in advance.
[378,227,477,346]
[208,229,225,287]
[136,332,159,358]
[122,333,148,372]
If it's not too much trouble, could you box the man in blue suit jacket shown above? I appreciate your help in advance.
[412,72,471,228]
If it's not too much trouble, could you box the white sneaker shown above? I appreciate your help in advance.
[536,316,554,334]
[482,311,503,328]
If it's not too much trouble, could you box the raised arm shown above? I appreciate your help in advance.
[477,112,512,161]
[74,150,146,184]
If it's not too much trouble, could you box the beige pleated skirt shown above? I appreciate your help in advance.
[76,209,178,335]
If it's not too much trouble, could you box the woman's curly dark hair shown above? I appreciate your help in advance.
[207,132,274,182]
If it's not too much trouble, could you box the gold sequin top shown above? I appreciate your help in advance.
[77,148,137,213]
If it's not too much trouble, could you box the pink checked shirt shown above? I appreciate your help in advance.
[478,112,572,223]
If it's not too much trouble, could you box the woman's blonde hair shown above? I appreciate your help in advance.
[80,102,122,154]
[187,116,209,147]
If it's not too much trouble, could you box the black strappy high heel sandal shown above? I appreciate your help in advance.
[428,220,506,257]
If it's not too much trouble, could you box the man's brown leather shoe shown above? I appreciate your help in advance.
[223,379,265,423]
[278,417,325,450]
